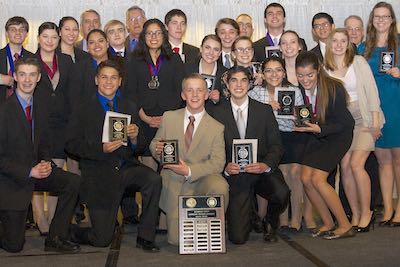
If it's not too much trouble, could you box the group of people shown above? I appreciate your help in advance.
[0,1,399,254]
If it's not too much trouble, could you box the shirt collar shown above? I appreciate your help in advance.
[170,41,183,53]
[185,107,205,122]
[230,96,249,111]
[15,90,32,110]
[96,89,121,112]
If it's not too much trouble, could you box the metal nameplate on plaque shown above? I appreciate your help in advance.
[179,195,226,254]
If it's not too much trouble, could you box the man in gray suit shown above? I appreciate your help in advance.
[75,9,101,52]
[150,73,229,245]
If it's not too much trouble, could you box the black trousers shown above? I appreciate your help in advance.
[0,168,80,252]
[76,165,161,247]
[226,169,289,244]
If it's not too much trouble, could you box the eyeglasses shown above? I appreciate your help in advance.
[129,16,143,23]
[238,23,252,29]
[8,27,27,34]
[235,47,253,54]
[145,30,163,38]
[107,28,125,35]
[313,22,331,30]
[373,15,392,21]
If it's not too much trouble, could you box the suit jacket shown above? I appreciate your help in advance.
[182,43,200,64]
[34,51,73,158]
[209,97,283,171]
[124,53,184,115]
[65,94,144,208]
[149,108,225,214]
[0,93,51,210]
[0,46,35,104]
[253,36,308,62]
[310,44,324,63]
[56,46,91,64]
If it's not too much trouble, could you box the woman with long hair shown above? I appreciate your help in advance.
[295,51,355,239]
[358,1,400,227]
[325,28,384,231]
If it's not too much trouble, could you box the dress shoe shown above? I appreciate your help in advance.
[263,221,278,243]
[323,227,356,240]
[379,211,395,227]
[389,221,400,227]
[310,227,335,238]
[136,236,160,252]
[45,236,81,253]
[252,215,264,233]
[357,212,375,233]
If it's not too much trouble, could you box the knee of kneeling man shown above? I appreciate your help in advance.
[3,241,24,253]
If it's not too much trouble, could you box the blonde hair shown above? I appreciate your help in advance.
[324,28,355,71]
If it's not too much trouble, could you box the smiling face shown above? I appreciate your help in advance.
[200,38,221,64]
[81,11,101,39]
[265,6,285,31]
[227,71,250,102]
[38,29,59,53]
[95,66,121,100]
[181,78,208,114]
[372,7,393,34]
[87,31,109,60]
[330,32,348,57]
[345,17,364,45]
[6,24,28,45]
[232,39,254,66]
[280,32,301,58]
[263,60,285,88]
[312,18,334,42]
[60,19,79,46]
[216,23,239,52]
[296,64,318,91]
[144,23,164,51]
[14,64,41,96]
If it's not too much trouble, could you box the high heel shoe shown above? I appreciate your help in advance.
[357,212,375,233]
[323,227,356,240]
[379,211,395,227]
[36,223,49,237]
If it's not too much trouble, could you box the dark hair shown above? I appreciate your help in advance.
[264,2,286,18]
[262,56,291,87]
[312,12,334,26]
[133,18,172,60]
[232,36,253,51]
[96,59,123,77]
[182,73,207,91]
[201,34,222,47]
[59,16,79,30]
[296,51,347,123]
[87,28,107,42]
[226,65,252,82]
[214,18,240,36]
[15,57,41,73]
[5,16,29,32]
[165,9,187,25]
[38,22,59,36]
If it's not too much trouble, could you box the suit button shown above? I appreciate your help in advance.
[115,166,120,171]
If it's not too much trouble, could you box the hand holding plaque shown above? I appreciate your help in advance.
[295,104,315,127]
[102,111,131,146]
[161,140,179,165]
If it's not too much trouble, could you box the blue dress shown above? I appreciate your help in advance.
[358,43,400,148]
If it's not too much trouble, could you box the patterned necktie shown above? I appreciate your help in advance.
[236,108,245,139]
[185,115,195,150]
[172,47,180,54]
[273,37,279,46]
[224,54,231,68]
[107,100,114,112]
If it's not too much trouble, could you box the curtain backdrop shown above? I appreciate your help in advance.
[0,0,399,52]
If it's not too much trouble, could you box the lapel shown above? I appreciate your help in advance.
[0,48,7,74]
[245,99,258,138]
[225,101,241,139]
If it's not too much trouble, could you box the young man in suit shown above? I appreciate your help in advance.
[0,16,35,104]
[105,20,129,58]
[215,18,240,69]
[165,9,200,64]
[310,12,335,62]
[0,57,81,253]
[150,73,229,245]
[209,66,289,244]
[253,2,307,62]
[236,14,254,39]
[125,6,147,53]
[75,9,101,52]
[66,60,162,252]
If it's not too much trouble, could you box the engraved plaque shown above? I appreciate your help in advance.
[201,74,216,92]
[109,116,127,142]
[277,90,295,116]
[179,195,226,254]
[379,51,394,72]
[160,140,179,165]
[295,104,315,127]
[233,143,253,172]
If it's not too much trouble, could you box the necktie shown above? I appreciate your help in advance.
[116,51,123,57]
[236,108,245,139]
[273,37,279,46]
[185,115,195,150]
[130,39,138,52]
[107,100,114,112]
[224,54,231,68]
[172,47,180,54]
[6,53,20,98]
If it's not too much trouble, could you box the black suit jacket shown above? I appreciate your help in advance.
[124,53,184,115]
[56,46,91,64]
[310,44,324,63]
[182,43,200,64]
[34,51,73,158]
[253,36,308,62]
[209,98,283,171]
[0,93,51,210]
[65,94,144,208]
[0,46,35,105]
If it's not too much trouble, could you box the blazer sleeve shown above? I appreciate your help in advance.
[316,85,355,138]
[189,122,225,183]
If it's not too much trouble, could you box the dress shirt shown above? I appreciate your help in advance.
[222,51,233,68]
[319,41,326,59]
[170,41,183,56]
[82,39,88,52]
[97,90,120,112]
[268,32,282,46]
[305,86,318,113]
[230,97,249,131]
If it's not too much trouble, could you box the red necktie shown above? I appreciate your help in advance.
[25,105,32,128]
[6,53,20,98]
[172,47,180,54]
[185,116,195,150]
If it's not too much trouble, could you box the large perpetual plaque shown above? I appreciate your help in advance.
[160,140,179,165]
[179,195,226,254]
